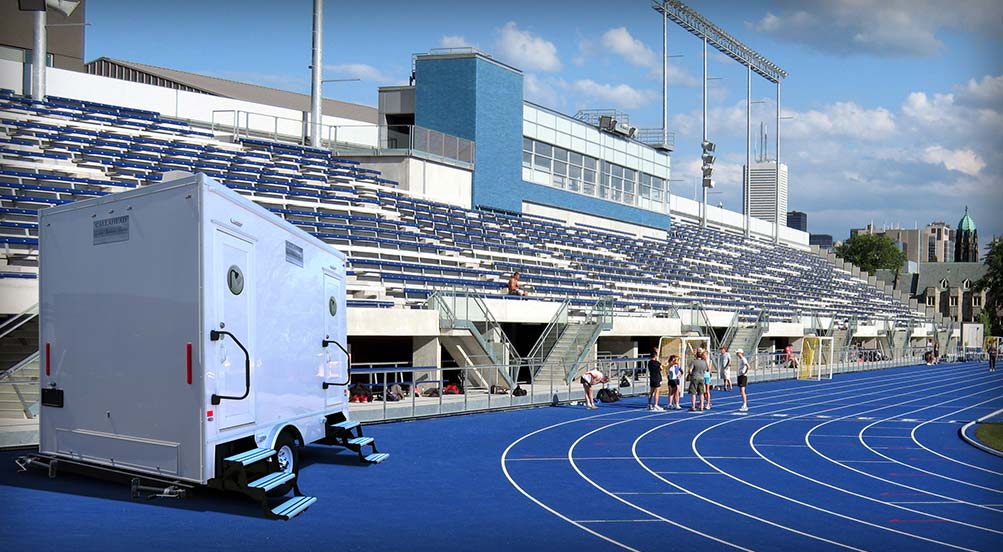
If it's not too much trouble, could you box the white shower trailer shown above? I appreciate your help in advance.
[35,173,356,494]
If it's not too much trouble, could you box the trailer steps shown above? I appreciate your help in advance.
[270,495,317,520]
[224,447,275,466]
[328,419,389,464]
[364,452,390,464]
[348,436,374,447]
[248,471,297,492]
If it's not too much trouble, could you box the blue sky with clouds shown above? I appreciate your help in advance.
[85,0,1002,246]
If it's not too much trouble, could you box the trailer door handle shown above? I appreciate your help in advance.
[210,329,251,405]
[321,338,351,389]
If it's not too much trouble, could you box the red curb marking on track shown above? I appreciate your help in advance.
[889,519,947,523]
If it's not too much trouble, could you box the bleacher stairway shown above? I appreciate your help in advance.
[0,356,38,419]
[727,325,760,355]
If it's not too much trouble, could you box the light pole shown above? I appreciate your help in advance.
[309,0,324,147]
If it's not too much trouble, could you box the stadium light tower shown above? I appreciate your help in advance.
[310,0,324,147]
[19,0,81,101]
[652,1,787,239]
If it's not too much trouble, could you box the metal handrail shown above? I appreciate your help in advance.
[0,350,39,384]
[526,300,569,363]
[0,303,38,342]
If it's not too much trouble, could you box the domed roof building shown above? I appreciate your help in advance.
[954,207,979,262]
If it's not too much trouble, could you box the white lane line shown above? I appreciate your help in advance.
[574,519,662,523]
[622,369,952,552]
[654,471,722,475]
[499,363,951,551]
[857,394,1003,493]
[909,400,1003,477]
[793,380,1003,530]
[567,415,754,551]
[815,435,915,439]
[500,409,644,552]
[686,367,999,551]
[613,492,688,496]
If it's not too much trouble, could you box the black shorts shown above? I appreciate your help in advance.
[649,376,662,388]
[737,375,748,388]
[667,379,679,390]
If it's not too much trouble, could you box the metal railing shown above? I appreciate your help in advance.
[426,289,521,369]
[1,351,40,419]
[347,343,948,423]
[209,110,474,167]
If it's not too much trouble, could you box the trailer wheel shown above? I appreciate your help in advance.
[269,432,299,497]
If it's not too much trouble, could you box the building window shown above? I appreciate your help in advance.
[926,295,935,306]
[962,279,972,290]
[523,137,666,213]
[940,278,949,290]
[949,296,958,307]
[973,296,982,307]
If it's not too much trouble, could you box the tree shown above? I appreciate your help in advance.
[975,237,1003,336]
[835,233,908,274]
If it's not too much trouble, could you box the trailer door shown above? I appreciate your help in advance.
[214,229,256,429]
[323,269,347,407]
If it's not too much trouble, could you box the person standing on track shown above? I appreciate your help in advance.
[702,349,714,410]
[719,345,733,391]
[687,350,708,411]
[736,348,750,412]
[989,339,998,372]
[580,368,608,410]
[666,354,682,410]
[647,347,664,411]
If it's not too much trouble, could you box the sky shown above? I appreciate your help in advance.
[82,0,1003,246]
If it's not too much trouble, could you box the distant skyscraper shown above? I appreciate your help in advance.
[924,222,954,262]
[809,234,833,249]
[746,161,788,224]
[954,207,979,262]
[787,210,807,232]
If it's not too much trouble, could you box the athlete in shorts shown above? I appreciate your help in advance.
[647,347,664,411]
[666,354,682,410]
[688,350,708,411]
[719,345,733,391]
[580,369,608,410]
[736,348,750,411]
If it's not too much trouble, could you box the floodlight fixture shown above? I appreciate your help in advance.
[701,140,715,153]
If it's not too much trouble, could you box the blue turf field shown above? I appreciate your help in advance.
[1,361,1001,551]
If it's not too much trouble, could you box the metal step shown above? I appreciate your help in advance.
[364,452,389,464]
[330,420,359,432]
[224,447,275,466]
[248,471,296,492]
[270,495,317,520]
[348,436,373,447]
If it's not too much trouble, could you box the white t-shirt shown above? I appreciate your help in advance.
[738,356,749,376]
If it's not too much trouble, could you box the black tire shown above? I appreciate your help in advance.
[269,431,299,497]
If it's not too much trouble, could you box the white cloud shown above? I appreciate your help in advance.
[571,79,657,110]
[752,0,1003,57]
[524,74,564,109]
[495,22,561,72]
[440,35,476,49]
[956,74,1003,108]
[324,63,392,83]
[922,146,986,176]
[600,27,656,68]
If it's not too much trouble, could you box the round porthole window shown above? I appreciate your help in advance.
[329,296,338,316]
[227,265,244,295]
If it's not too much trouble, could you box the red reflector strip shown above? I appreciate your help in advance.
[186,342,192,384]
[45,342,50,376]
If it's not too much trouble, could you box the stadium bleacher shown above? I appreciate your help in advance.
[0,88,924,323]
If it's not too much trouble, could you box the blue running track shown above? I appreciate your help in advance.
[1,361,1000,551]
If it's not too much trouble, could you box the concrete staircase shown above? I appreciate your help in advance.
[533,321,595,386]
[0,356,39,420]
[726,325,760,353]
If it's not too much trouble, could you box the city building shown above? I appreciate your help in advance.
[787,210,807,232]
[925,222,954,263]
[0,1,86,72]
[747,160,788,225]
[809,233,833,249]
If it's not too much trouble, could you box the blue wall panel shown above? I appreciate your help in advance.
[415,54,670,232]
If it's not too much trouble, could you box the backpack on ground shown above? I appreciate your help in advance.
[422,387,440,397]
[443,383,462,395]
[490,384,509,395]
[386,383,404,401]
[512,385,527,397]
[596,387,620,403]
[619,375,631,388]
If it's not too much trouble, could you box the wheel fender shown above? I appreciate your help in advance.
[265,423,304,451]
